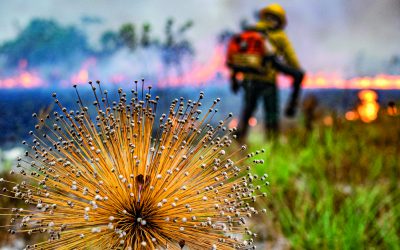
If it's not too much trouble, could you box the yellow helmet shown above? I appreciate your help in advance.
[259,3,287,29]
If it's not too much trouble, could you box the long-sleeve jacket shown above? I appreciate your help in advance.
[243,29,301,83]
[269,29,300,69]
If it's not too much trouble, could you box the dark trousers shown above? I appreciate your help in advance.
[237,80,279,139]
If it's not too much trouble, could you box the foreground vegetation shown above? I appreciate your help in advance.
[250,114,400,249]
[0,108,398,249]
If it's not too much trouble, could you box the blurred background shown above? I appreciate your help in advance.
[0,0,399,249]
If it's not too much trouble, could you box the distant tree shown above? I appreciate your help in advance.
[100,30,122,54]
[160,18,195,75]
[0,19,90,67]
[119,23,137,51]
[140,23,152,48]
[107,18,195,75]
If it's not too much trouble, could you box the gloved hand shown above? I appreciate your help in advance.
[285,101,297,118]
[231,79,240,94]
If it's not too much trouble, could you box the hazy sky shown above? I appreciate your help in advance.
[0,0,399,75]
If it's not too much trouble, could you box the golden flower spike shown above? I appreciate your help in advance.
[0,80,268,249]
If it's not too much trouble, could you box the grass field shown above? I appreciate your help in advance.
[250,114,400,249]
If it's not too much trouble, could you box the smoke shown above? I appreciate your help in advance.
[282,0,400,75]
[0,0,399,80]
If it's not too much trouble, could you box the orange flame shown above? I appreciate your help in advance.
[248,117,257,127]
[387,105,398,116]
[357,90,379,123]
[0,71,43,89]
[322,115,333,126]
[345,111,359,121]
[278,73,400,89]
[158,45,229,87]
[70,58,96,85]
[229,118,239,129]
[2,49,400,89]
[153,44,400,89]
[157,45,400,89]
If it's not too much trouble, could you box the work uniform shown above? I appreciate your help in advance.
[236,3,303,139]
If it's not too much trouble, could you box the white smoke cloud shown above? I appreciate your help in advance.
[0,0,399,75]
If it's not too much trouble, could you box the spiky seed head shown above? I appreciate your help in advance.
[0,81,268,249]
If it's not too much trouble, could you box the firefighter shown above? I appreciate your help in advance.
[232,3,304,140]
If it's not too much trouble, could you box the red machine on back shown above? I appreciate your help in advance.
[226,30,268,74]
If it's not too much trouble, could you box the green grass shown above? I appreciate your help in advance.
[249,115,400,249]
